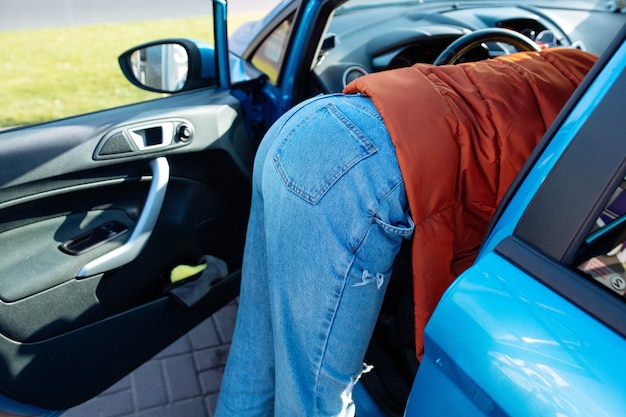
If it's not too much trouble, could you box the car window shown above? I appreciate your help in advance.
[578,177,626,297]
[0,2,212,128]
[250,13,295,85]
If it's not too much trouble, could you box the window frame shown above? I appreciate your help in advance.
[250,13,297,86]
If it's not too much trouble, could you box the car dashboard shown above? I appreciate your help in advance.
[312,1,625,93]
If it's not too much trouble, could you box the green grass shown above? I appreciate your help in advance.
[0,13,263,127]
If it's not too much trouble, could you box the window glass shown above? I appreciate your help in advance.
[578,179,626,297]
[251,14,295,85]
[0,1,215,128]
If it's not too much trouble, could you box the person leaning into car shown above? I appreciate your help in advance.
[215,47,597,417]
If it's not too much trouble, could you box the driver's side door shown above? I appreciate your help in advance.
[0,2,254,413]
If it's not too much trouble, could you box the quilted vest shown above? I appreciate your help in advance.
[343,48,597,358]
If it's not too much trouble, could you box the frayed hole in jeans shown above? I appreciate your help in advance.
[352,270,385,289]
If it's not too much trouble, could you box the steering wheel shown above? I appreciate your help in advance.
[433,28,541,66]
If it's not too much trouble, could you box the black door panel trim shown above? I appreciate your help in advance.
[0,209,133,302]
[0,88,244,190]
[0,269,240,410]
[94,118,194,159]
[0,174,248,342]
[514,60,626,263]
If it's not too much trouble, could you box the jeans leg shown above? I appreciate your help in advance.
[216,94,413,417]
[215,119,280,417]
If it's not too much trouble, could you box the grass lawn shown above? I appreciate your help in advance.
[0,13,263,127]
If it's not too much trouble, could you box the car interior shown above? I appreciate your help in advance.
[254,2,624,96]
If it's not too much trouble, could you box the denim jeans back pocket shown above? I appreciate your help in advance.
[273,102,378,205]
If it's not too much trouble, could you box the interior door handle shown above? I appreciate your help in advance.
[77,157,170,278]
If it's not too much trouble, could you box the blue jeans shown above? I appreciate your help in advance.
[215,94,414,417]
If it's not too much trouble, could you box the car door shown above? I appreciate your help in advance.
[0,1,259,413]
[405,25,626,416]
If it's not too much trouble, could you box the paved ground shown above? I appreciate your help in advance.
[62,300,238,417]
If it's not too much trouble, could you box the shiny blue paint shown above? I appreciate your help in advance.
[193,39,218,79]
[0,394,64,417]
[273,0,323,118]
[213,0,231,89]
[353,382,387,417]
[479,40,626,259]
[408,252,626,416]
[227,0,298,125]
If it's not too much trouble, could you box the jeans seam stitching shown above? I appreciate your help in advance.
[312,254,355,416]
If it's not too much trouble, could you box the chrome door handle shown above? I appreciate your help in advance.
[77,157,170,278]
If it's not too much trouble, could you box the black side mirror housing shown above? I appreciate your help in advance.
[118,38,217,93]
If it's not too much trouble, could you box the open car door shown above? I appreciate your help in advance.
[0,1,257,412]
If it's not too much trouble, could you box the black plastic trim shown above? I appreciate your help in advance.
[0,270,240,410]
[118,38,216,93]
[514,50,626,263]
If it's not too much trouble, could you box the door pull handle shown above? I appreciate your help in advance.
[76,157,169,278]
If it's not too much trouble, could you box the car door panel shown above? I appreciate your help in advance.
[0,88,252,410]
[410,251,626,417]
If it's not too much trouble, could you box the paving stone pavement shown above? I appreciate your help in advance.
[62,300,238,417]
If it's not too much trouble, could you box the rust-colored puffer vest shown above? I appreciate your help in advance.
[344,48,597,359]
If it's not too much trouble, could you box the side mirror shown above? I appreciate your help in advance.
[119,39,217,93]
